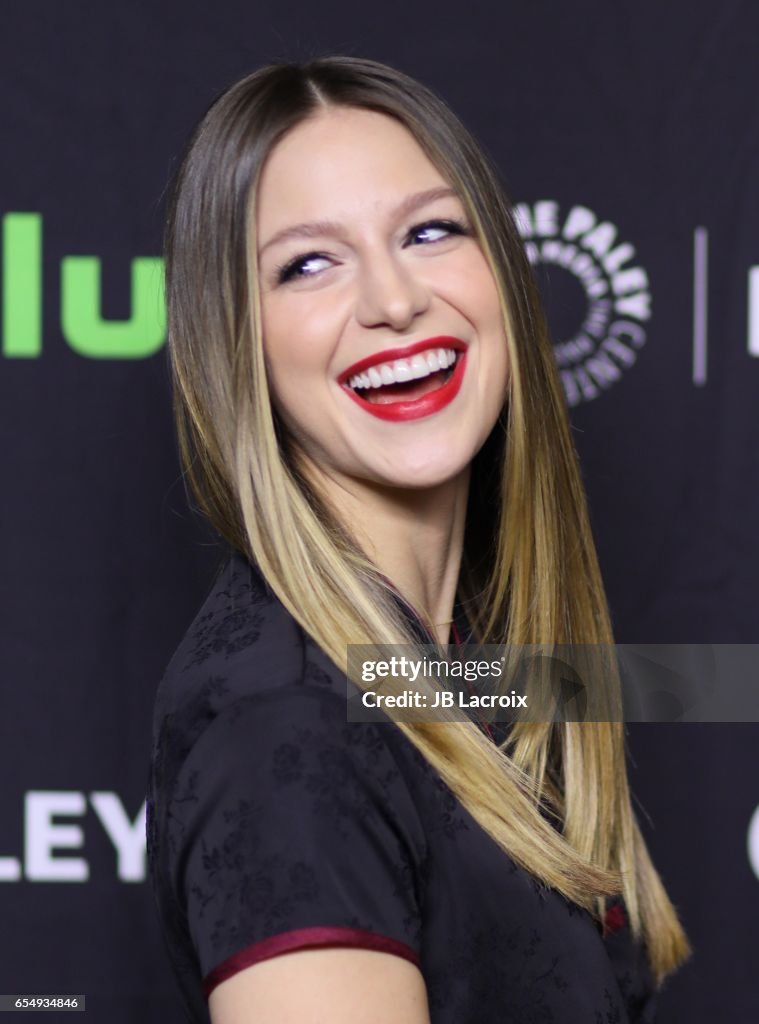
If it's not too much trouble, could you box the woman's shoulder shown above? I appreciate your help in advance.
[169,548,301,667]
[149,548,332,767]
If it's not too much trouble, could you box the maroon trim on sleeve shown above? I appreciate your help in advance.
[202,926,422,997]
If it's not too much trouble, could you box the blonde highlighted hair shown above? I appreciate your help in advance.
[164,55,690,985]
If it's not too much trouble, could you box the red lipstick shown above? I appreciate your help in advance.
[339,335,468,423]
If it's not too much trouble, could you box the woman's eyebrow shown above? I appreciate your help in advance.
[258,185,459,257]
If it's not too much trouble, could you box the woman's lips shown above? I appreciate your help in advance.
[341,348,468,422]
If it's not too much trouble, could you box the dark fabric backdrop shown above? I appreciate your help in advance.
[0,2,757,1021]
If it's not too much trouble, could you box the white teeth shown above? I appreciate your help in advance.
[410,354,430,377]
[347,346,459,390]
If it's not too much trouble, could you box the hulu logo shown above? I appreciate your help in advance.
[2,213,165,358]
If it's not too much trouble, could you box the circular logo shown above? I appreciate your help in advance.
[514,201,652,405]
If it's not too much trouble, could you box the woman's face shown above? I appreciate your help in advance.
[254,106,510,493]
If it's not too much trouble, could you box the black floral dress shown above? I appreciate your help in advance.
[145,550,658,1023]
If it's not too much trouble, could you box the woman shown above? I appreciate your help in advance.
[146,56,690,1023]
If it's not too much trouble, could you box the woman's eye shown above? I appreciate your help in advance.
[275,253,332,285]
[272,214,467,282]
[407,218,469,245]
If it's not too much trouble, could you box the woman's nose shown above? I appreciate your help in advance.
[353,251,430,330]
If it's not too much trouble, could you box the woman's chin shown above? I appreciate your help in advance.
[364,459,471,493]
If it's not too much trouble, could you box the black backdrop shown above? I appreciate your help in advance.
[1,2,757,1021]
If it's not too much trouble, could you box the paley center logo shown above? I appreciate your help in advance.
[514,201,652,406]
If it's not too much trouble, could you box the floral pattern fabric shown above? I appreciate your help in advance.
[146,550,658,1023]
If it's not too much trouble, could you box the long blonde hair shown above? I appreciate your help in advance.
[164,56,690,984]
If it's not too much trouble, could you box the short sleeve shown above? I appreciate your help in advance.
[166,687,428,997]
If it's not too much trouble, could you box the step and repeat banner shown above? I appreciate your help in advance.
[1,2,757,1021]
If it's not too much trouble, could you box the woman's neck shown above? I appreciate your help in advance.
[309,461,470,645]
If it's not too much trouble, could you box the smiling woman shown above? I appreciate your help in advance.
[255,105,509,496]
[146,56,690,1024]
